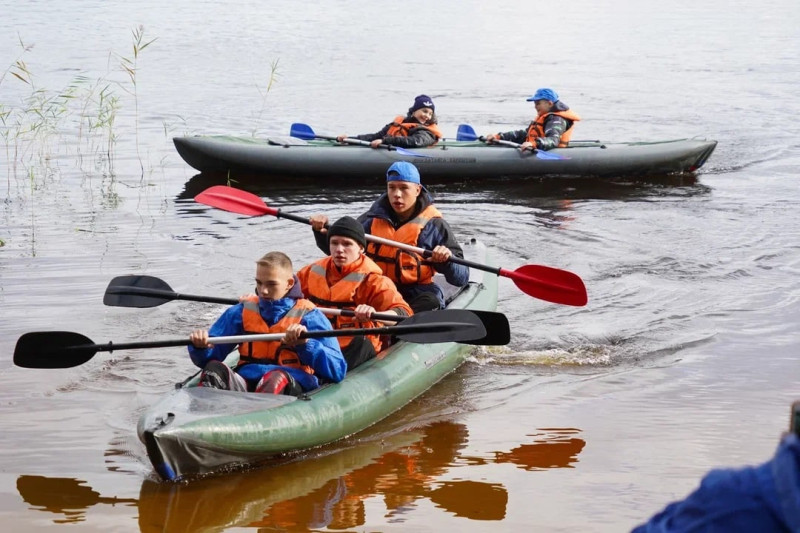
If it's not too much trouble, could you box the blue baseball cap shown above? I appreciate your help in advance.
[386,161,421,184]
[526,88,559,102]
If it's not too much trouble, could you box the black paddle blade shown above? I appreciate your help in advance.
[395,309,486,344]
[14,331,98,369]
[103,275,174,308]
[466,310,511,346]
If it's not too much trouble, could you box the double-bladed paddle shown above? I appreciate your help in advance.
[102,274,511,346]
[290,123,432,158]
[13,309,486,369]
[455,124,567,161]
[458,124,603,147]
[193,186,588,306]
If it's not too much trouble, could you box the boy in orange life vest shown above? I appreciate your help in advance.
[310,162,469,314]
[485,88,580,150]
[188,251,346,395]
[336,94,443,148]
[296,217,413,370]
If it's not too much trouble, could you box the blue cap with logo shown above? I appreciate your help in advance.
[386,161,421,184]
[526,88,559,102]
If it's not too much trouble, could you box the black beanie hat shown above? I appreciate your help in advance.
[328,216,366,249]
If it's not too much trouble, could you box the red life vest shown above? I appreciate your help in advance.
[366,204,441,287]
[237,296,315,374]
[525,109,581,147]
[386,115,443,145]
[302,256,384,352]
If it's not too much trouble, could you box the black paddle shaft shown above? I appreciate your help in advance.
[13,310,486,369]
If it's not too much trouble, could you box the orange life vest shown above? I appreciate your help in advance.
[525,109,581,147]
[386,115,443,145]
[237,296,315,374]
[302,256,383,352]
[366,204,441,287]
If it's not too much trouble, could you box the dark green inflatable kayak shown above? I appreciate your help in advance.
[173,134,717,182]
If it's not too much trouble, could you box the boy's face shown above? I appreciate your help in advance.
[534,99,554,116]
[329,236,362,268]
[254,264,293,301]
[412,107,433,124]
[387,180,422,220]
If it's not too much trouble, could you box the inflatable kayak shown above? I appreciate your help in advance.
[137,240,500,481]
[173,133,717,182]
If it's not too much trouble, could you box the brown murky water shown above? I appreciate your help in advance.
[2,1,800,531]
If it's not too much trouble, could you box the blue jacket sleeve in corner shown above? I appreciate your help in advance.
[631,434,800,532]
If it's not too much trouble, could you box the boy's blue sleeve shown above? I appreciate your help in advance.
[296,309,347,382]
[187,304,245,368]
[420,220,470,287]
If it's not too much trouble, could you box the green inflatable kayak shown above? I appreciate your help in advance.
[137,240,501,481]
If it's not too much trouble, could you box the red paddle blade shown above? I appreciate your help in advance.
[194,186,275,217]
[500,264,588,306]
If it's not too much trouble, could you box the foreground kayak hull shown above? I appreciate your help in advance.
[173,135,718,182]
[137,240,498,481]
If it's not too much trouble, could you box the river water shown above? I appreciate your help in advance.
[2,1,799,531]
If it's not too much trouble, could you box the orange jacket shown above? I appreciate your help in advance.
[387,115,443,144]
[366,204,442,287]
[297,255,412,352]
[525,109,581,147]
[238,296,315,374]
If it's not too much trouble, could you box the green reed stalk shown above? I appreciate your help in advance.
[251,59,280,137]
[119,25,157,176]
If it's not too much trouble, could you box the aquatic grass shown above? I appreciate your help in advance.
[2,25,277,197]
[75,76,120,171]
[1,27,154,190]
[251,59,280,137]
[2,38,89,185]
[118,25,157,176]
[226,170,238,187]
[1,38,34,185]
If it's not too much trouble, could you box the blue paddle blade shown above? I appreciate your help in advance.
[535,150,568,160]
[394,146,433,158]
[456,124,479,141]
[289,122,316,140]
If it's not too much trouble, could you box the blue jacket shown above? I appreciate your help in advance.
[187,283,346,392]
[633,433,800,532]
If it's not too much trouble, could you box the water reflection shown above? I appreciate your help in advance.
[176,170,712,209]
[137,421,506,531]
[492,428,585,470]
[448,174,712,207]
[16,475,137,524]
[176,172,379,206]
[15,422,585,530]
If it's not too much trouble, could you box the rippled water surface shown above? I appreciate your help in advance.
[2,1,800,531]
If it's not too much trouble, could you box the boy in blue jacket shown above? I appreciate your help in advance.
[188,251,346,395]
[310,162,469,313]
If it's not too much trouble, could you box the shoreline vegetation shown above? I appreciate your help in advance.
[1,25,280,255]
[1,26,279,191]
[1,26,279,256]
[1,28,156,187]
